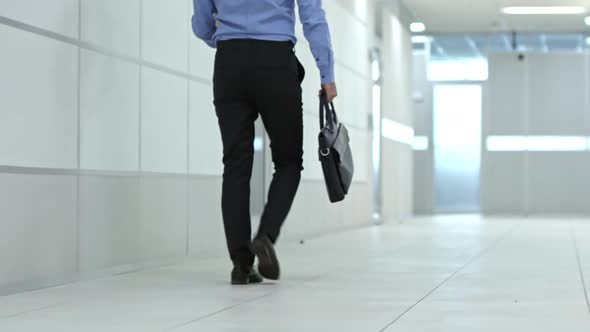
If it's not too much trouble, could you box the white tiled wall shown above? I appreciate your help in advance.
[78,176,140,272]
[0,0,79,38]
[0,0,376,293]
[482,53,590,214]
[0,174,78,288]
[138,177,188,260]
[141,67,188,173]
[381,11,414,221]
[188,177,227,257]
[1,0,372,176]
[189,33,216,81]
[80,0,140,56]
[325,0,370,78]
[142,0,189,72]
[189,81,222,176]
[80,50,140,171]
[0,25,78,169]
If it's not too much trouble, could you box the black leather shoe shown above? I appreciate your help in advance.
[231,266,264,285]
[248,268,263,284]
[252,235,280,280]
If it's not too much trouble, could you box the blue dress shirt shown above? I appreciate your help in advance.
[192,0,335,84]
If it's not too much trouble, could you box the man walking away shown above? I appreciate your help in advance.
[192,0,338,285]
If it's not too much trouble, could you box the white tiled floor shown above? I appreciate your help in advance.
[1,216,590,331]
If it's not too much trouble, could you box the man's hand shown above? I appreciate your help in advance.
[320,83,338,103]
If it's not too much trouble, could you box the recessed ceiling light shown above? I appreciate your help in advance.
[585,16,590,25]
[501,6,587,15]
[410,22,426,33]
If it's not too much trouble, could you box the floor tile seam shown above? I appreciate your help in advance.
[162,234,435,330]
[168,221,520,331]
[0,302,67,320]
[0,226,384,321]
[569,221,590,315]
[376,220,523,332]
[0,227,413,327]
[162,291,275,331]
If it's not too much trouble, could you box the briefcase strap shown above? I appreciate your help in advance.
[319,94,339,130]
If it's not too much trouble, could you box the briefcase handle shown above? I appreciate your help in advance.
[319,93,339,130]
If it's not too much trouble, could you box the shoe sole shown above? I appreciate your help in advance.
[252,238,280,280]
[231,277,263,285]
[231,280,249,285]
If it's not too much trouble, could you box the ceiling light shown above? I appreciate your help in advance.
[411,35,431,44]
[410,22,426,33]
[586,36,590,46]
[501,6,587,15]
[585,16,590,25]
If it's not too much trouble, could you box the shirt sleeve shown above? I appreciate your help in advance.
[192,0,217,48]
[297,0,335,84]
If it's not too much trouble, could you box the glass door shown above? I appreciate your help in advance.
[433,84,482,213]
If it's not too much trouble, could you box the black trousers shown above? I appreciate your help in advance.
[213,39,304,267]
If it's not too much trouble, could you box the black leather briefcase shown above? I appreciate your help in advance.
[318,94,354,203]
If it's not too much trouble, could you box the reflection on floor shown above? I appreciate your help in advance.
[1,216,590,331]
